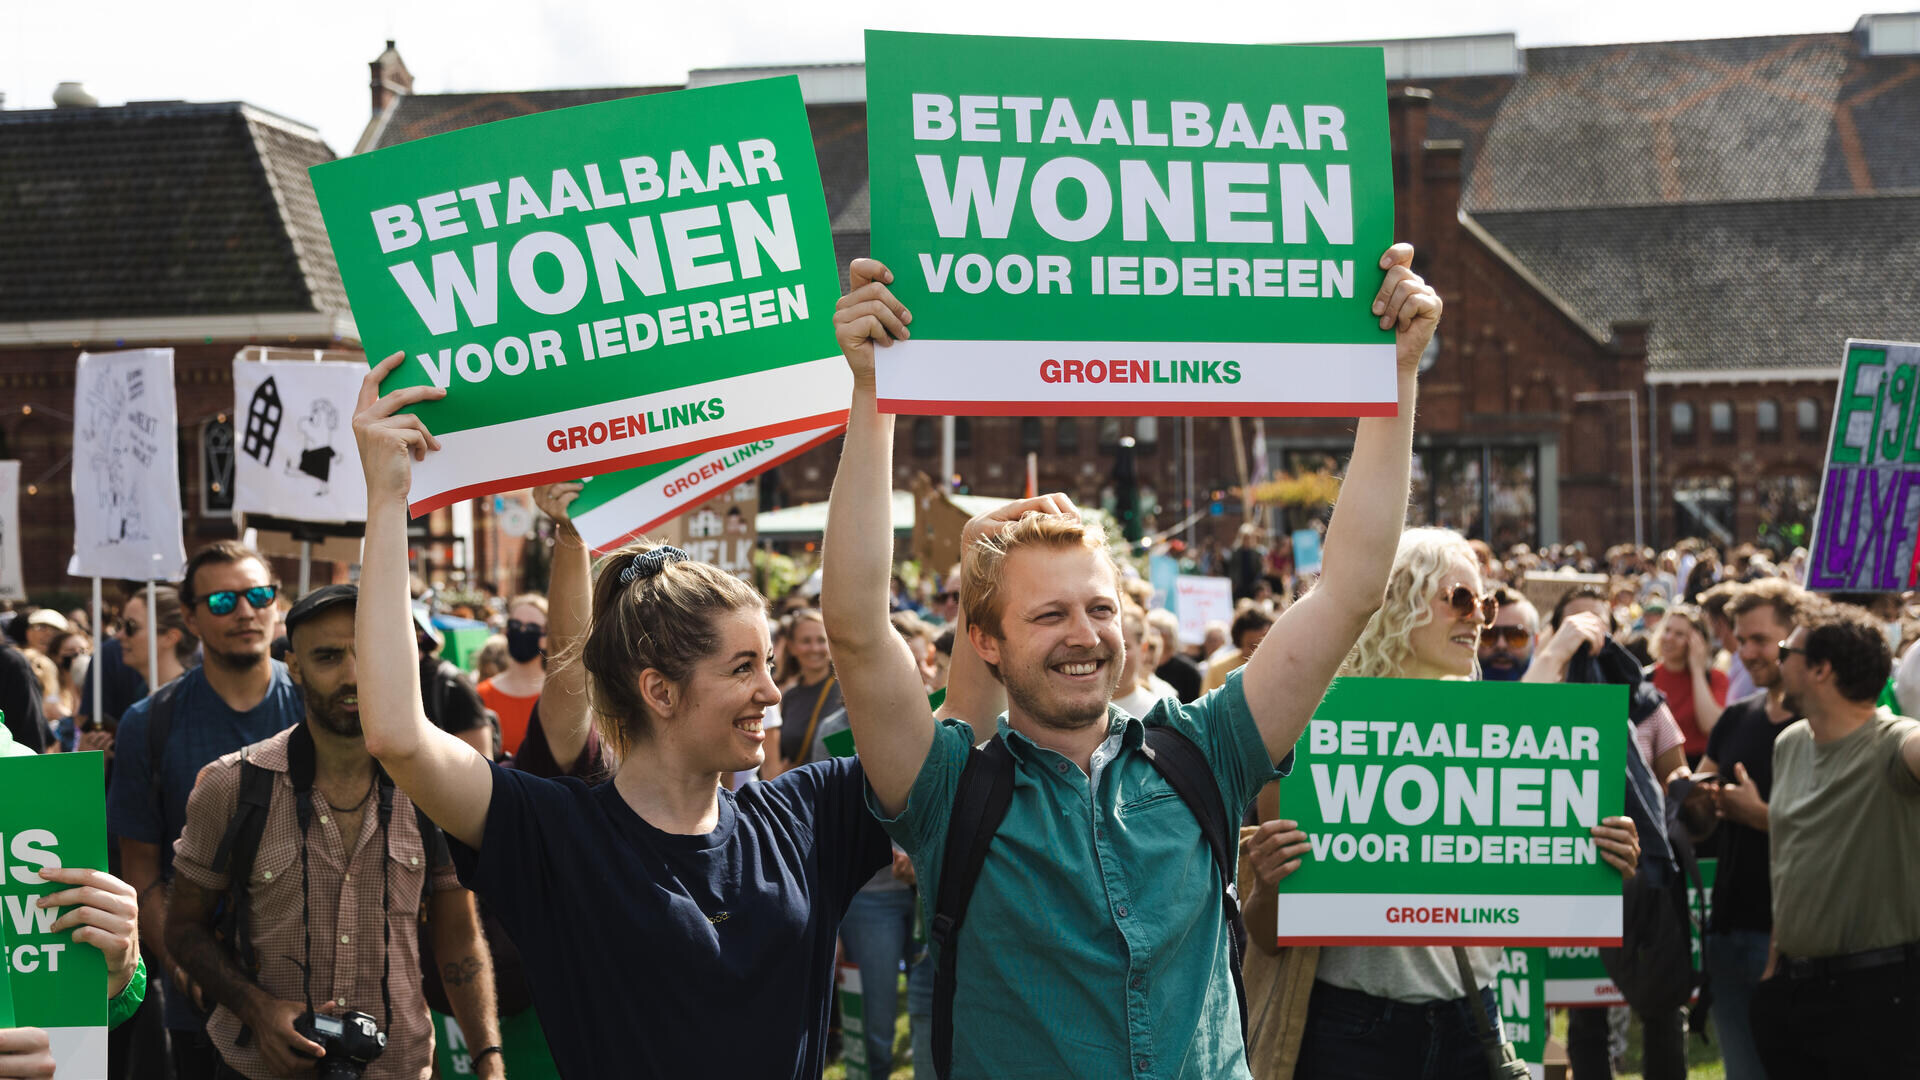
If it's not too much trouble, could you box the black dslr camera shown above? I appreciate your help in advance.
[294,1011,387,1079]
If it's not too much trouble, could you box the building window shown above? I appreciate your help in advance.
[954,418,972,456]
[1797,398,1823,441]
[1709,401,1734,442]
[911,417,935,457]
[1056,418,1080,454]
[1136,417,1160,452]
[1756,399,1780,441]
[1670,401,1695,442]
[1753,473,1819,555]
[202,419,234,516]
[1020,418,1043,453]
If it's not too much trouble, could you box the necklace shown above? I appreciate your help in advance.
[321,775,378,814]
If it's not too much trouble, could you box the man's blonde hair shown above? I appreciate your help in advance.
[962,513,1116,638]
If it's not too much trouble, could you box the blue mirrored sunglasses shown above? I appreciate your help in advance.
[201,584,278,616]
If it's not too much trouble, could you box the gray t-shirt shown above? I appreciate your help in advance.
[812,708,906,892]
[1769,711,1920,958]
[1315,945,1501,1003]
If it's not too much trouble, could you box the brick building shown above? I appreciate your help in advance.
[355,16,1920,556]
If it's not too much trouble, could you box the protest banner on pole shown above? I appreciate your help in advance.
[568,426,841,554]
[232,357,369,524]
[310,77,852,516]
[0,752,109,1074]
[67,349,186,581]
[1494,947,1548,1080]
[1174,575,1233,645]
[0,461,22,601]
[1274,679,1627,946]
[865,30,1397,417]
[1808,339,1920,590]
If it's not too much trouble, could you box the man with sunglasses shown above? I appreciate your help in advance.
[108,539,305,1077]
[1478,587,1539,681]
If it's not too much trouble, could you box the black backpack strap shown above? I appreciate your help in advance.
[412,800,449,919]
[145,677,183,833]
[1141,725,1249,1047]
[932,736,1017,1080]
[210,750,276,975]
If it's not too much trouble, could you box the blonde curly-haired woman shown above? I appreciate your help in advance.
[1243,528,1643,1079]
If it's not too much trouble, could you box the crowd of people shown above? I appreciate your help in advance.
[0,243,1913,1080]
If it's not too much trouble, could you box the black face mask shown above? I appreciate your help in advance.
[506,623,544,663]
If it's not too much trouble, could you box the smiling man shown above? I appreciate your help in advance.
[822,245,1439,1079]
[107,540,305,1073]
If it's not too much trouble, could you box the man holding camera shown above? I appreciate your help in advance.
[166,585,500,1079]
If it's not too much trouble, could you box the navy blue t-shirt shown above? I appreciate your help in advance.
[450,756,892,1079]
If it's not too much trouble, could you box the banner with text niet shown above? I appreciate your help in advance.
[310,77,851,516]
[865,30,1397,418]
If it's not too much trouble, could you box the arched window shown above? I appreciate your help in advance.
[1135,417,1159,452]
[1756,399,1780,441]
[202,418,234,515]
[1797,398,1823,441]
[1709,401,1734,441]
[955,418,973,456]
[1670,401,1695,441]
[1056,418,1080,454]
[1020,418,1043,453]
[911,417,935,457]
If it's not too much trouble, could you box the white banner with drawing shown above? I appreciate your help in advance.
[67,349,186,581]
[231,358,368,523]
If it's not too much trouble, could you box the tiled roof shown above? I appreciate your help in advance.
[0,101,346,321]
[1473,194,1920,374]
[1405,32,1920,212]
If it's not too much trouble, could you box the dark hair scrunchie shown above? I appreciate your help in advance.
[620,545,690,585]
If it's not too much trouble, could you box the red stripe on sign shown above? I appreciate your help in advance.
[588,425,848,554]
[1274,936,1624,948]
[405,410,851,518]
[876,399,1399,418]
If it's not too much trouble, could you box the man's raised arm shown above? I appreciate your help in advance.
[1240,244,1440,760]
[821,258,935,815]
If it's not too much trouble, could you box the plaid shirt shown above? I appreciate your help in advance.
[174,726,460,1080]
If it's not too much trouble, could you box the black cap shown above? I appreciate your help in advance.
[284,584,359,638]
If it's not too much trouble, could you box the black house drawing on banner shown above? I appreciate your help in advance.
[243,376,283,466]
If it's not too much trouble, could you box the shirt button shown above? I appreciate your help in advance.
[336,997,347,1007]
[1131,976,1145,990]
[260,870,272,881]
[1055,762,1068,774]
[1137,1058,1150,1071]
[343,872,352,882]
[319,815,329,824]
[1116,905,1129,918]
[411,856,420,866]
[340,934,350,944]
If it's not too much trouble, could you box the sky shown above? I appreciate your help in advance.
[3,1,1883,155]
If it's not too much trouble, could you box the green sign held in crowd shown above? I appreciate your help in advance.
[1494,947,1548,1079]
[1807,338,1920,591]
[0,752,109,1075]
[1546,857,1715,1007]
[311,77,852,515]
[1274,679,1627,946]
[865,30,1398,418]
[569,425,842,553]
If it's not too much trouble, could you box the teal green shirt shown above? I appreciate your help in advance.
[871,668,1286,1079]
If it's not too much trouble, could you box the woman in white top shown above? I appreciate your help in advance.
[1248,528,1642,1079]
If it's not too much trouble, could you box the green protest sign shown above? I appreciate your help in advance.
[0,753,109,1073]
[1494,947,1547,1079]
[570,425,841,553]
[1274,679,1627,946]
[1544,856,1714,1006]
[865,30,1396,418]
[837,961,871,1080]
[1807,339,1920,591]
[311,77,851,516]
[432,1007,560,1079]
[0,918,14,1027]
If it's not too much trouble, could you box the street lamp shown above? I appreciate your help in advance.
[1574,390,1644,549]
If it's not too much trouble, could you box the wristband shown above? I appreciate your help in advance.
[473,1045,504,1063]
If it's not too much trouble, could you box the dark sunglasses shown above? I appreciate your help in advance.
[1447,585,1498,625]
[200,584,278,616]
[936,591,959,603]
[122,619,142,638]
[507,618,546,634]
[1480,625,1531,648]
[1777,641,1805,662]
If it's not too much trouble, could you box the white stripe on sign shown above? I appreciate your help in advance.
[44,1026,107,1080]
[1273,892,1622,945]
[1545,978,1625,1007]
[875,340,1396,407]
[410,356,851,514]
